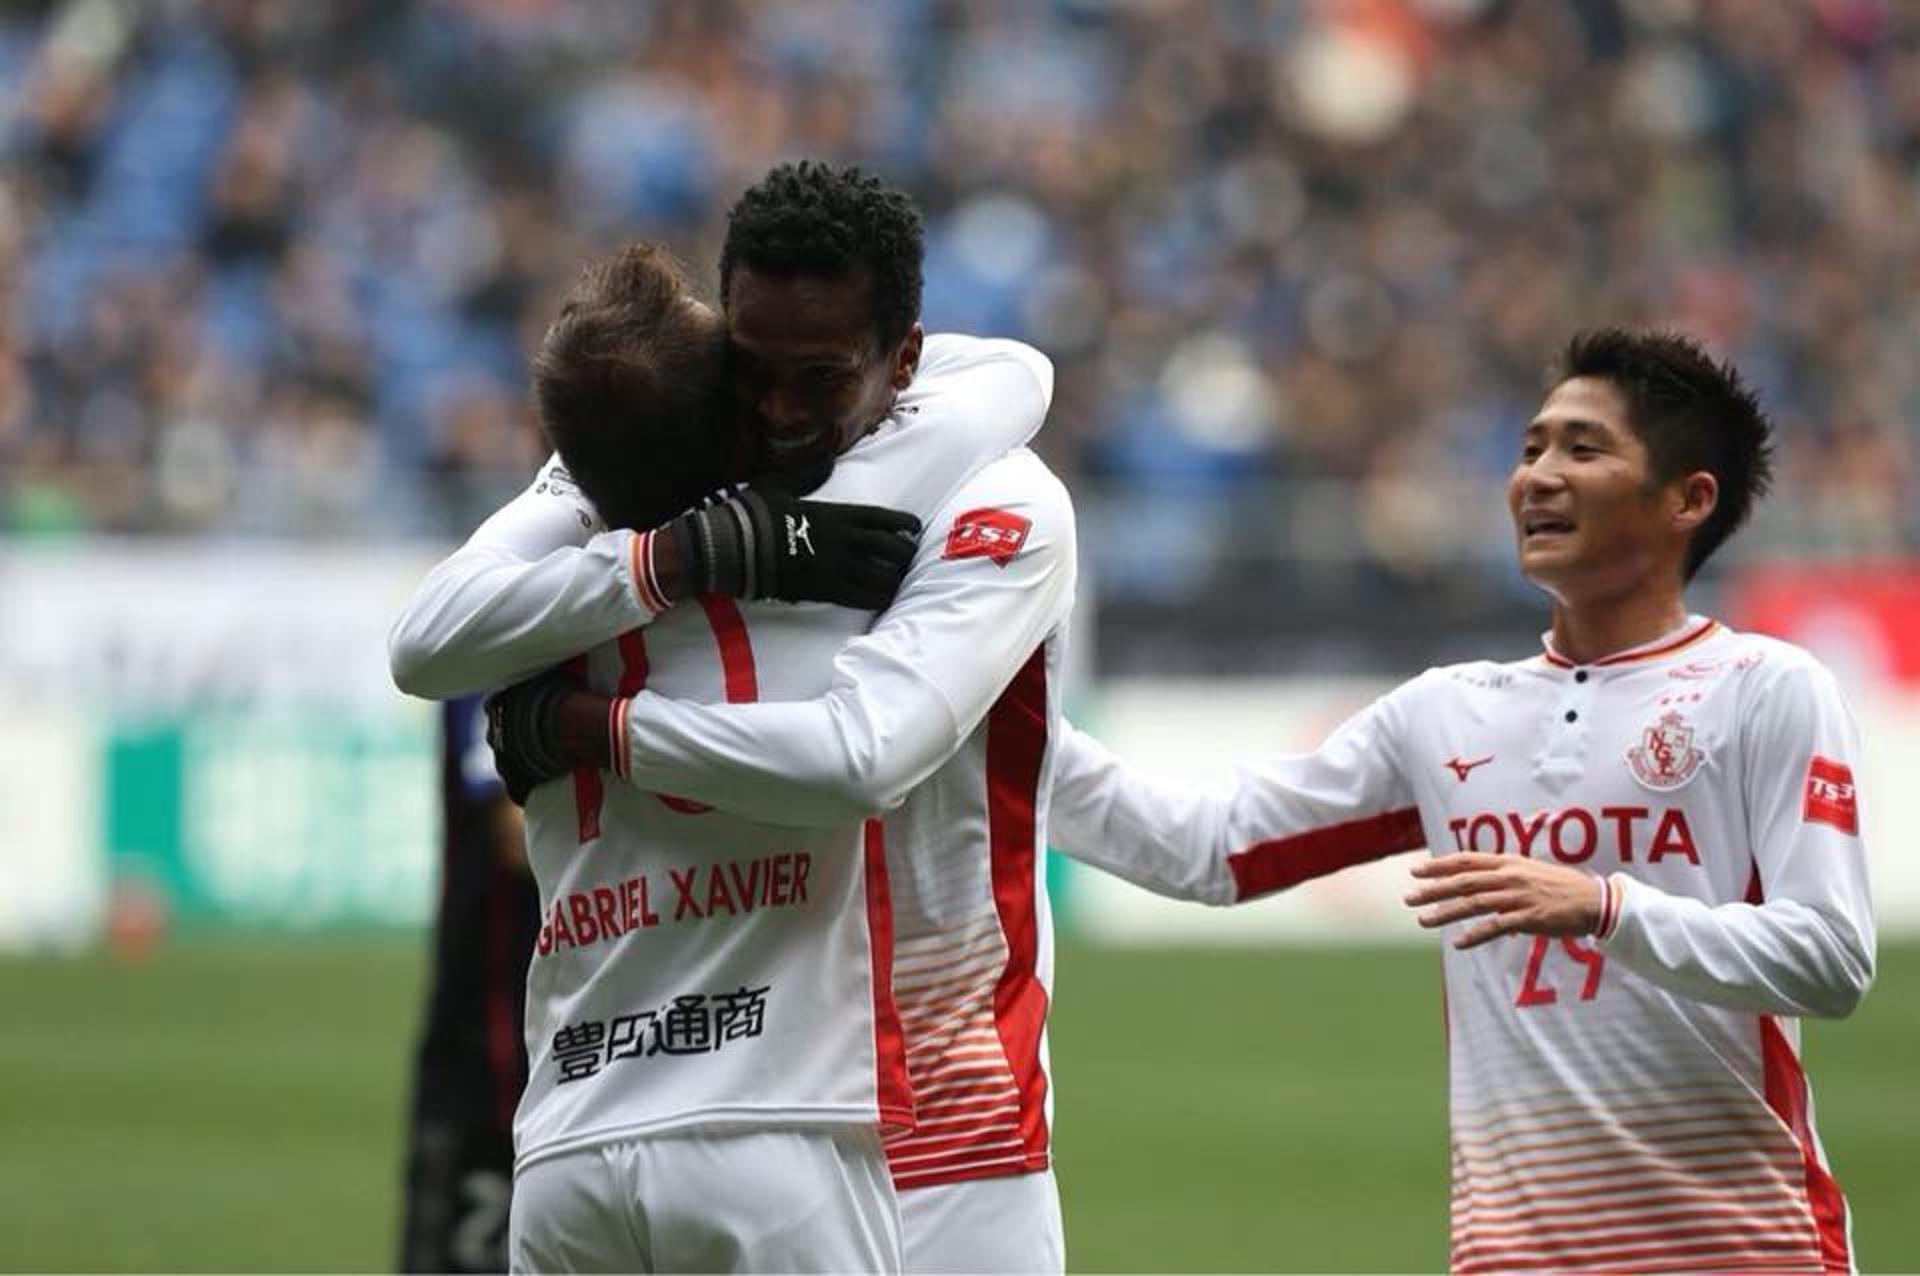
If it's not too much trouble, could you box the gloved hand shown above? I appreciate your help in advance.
[667,467,922,611]
[484,669,578,806]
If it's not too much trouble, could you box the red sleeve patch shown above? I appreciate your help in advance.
[1802,756,1859,835]
[943,507,1030,566]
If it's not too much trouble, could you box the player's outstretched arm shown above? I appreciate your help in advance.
[1049,699,1427,907]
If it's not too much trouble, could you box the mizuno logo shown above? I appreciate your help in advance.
[1445,756,1494,782]
[786,513,814,558]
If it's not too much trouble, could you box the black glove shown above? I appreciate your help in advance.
[484,670,576,806]
[668,478,922,611]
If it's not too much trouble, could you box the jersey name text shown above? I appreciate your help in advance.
[536,853,814,955]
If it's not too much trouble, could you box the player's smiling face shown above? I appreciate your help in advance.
[1508,376,1680,603]
[724,265,921,476]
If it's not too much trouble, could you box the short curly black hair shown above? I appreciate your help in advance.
[1556,328,1775,579]
[719,160,924,352]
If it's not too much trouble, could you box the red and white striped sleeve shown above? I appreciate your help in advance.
[1600,646,1876,1018]
[1048,685,1428,905]
[389,454,670,699]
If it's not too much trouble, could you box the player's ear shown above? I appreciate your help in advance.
[889,323,924,391]
[1672,470,1717,534]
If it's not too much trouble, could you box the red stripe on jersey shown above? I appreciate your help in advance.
[565,654,602,843]
[643,601,757,812]
[1458,1227,1824,1259]
[908,1102,1023,1128]
[896,981,999,1020]
[885,1122,1027,1160]
[905,1062,1014,1093]
[1227,807,1424,901]
[1593,618,1720,665]
[1454,1231,1823,1273]
[1605,1262,1823,1274]
[615,629,649,696]
[1454,1171,1806,1219]
[1595,873,1623,939]
[865,819,914,1133]
[1456,1200,1818,1240]
[906,1039,1009,1067]
[985,646,1052,1169]
[1761,1016,1852,1271]
[1542,618,1720,668]
[1455,1174,1810,1218]
[628,531,663,613]
[698,594,759,703]
[1457,1153,1800,1199]
[903,1079,1020,1107]
[606,699,627,781]
[1450,1083,1764,1139]
[893,1153,1043,1191]
[1456,1128,1798,1176]
[893,956,1002,988]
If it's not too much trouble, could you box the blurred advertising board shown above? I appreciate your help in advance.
[0,540,442,949]
[1726,562,1920,687]
[6,541,1916,951]
[1069,671,1920,944]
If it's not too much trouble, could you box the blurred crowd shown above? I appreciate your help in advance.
[1,0,1915,613]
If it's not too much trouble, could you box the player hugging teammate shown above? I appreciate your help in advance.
[394,161,1076,1272]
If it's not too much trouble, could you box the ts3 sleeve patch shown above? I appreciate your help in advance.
[943,508,1031,566]
[1801,756,1859,835]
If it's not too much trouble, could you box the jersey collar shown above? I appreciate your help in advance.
[1540,615,1720,669]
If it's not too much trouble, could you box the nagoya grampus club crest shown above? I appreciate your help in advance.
[1628,710,1706,791]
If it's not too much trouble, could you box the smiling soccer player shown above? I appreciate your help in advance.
[1046,328,1874,1273]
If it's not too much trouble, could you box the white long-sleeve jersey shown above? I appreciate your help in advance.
[1050,617,1874,1274]
[609,447,1076,1191]
[387,335,1057,1172]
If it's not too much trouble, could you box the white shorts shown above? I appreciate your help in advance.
[899,1170,1063,1274]
[509,1124,900,1273]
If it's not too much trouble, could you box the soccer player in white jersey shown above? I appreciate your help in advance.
[1046,328,1875,1273]
[479,162,1077,1274]
[395,166,1071,1271]
[393,237,1048,1270]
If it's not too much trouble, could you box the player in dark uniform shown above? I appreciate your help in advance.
[397,694,540,1273]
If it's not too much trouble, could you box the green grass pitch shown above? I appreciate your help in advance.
[1,939,1913,1271]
